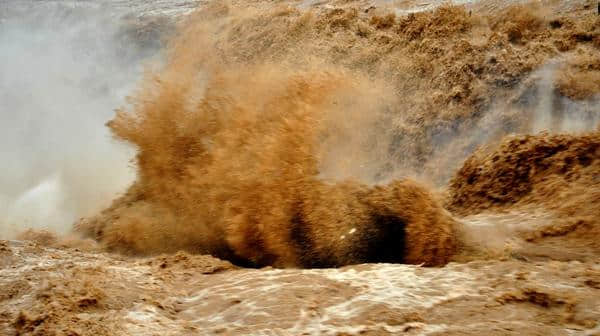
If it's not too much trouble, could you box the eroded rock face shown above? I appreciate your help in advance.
[1,240,599,335]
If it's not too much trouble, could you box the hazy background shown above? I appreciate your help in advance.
[0,1,167,237]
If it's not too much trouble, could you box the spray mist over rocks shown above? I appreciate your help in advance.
[0,2,170,238]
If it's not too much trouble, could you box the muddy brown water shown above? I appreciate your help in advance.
[1,0,600,334]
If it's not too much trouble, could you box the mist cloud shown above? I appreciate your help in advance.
[0,3,162,237]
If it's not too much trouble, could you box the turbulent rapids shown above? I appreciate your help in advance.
[2,0,600,334]
[77,50,458,267]
[72,1,600,268]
